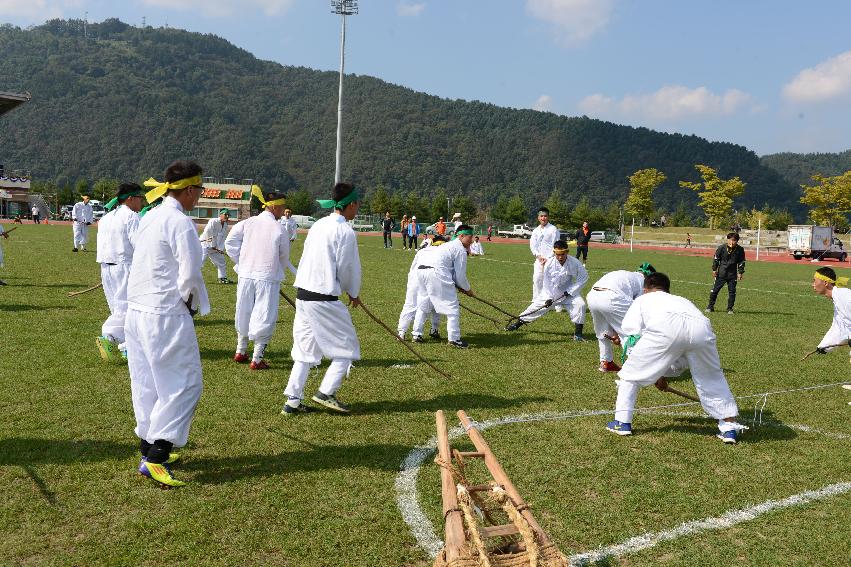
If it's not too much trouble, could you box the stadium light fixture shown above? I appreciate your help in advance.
[331,1,358,184]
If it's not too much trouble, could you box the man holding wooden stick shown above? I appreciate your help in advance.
[95,182,144,361]
[281,182,361,415]
[397,235,443,341]
[225,187,296,370]
[200,208,232,283]
[127,160,210,487]
[607,272,746,444]
[810,266,851,363]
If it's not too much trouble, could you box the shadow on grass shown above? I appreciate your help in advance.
[194,318,234,328]
[642,409,797,443]
[0,304,74,312]
[463,332,567,349]
[352,393,550,415]
[0,438,129,465]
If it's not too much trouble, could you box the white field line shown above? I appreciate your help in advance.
[569,481,851,566]
[396,409,850,562]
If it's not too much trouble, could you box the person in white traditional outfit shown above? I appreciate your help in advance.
[225,187,297,370]
[811,267,851,358]
[529,206,560,301]
[586,262,655,373]
[279,207,298,242]
[71,195,94,252]
[397,235,445,341]
[506,239,587,341]
[126,160,210,487]
[606,272,746,444]
[281,182,362,415]
[200,208,232,283]
[412,225,475,348]
[469,236,484,256]
[0,223,10,286]
[95,183,144,362]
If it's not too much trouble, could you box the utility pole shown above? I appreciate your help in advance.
[84,11,88,39]
[331,1,358,184]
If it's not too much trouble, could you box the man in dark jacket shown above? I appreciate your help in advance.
[575,221,591,265]
[382,212,395,249]
[706,232,746,314]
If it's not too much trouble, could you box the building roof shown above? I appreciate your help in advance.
[0,91,31,117]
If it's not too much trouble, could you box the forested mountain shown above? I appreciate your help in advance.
[761,150,851,188]
[1,18,805,216]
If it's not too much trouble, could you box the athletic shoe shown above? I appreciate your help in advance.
[138,453,181,474]
[233,352,249,364]
[598,360,621,373]
[397,330,405,340]
[218,277,234,284]
[281,402,316,416]
[0,279,7,286]
[727,310,734,315]
[505,320,525,332]
[249,360,270,370]
[842,384,851,390]
[72,248,78,252]
[717,430,738,444]
[429,329,442,340]
[573,334,586,342]
[139,460,186,487]
[606,420,632,436]
[704,307,713,313]
[311,392,351,414]
[553,305,565,313]
[412,335,425,343]
[96,335,119,362]
[448,339,469,349]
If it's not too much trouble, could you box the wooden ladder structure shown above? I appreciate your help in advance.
[434,410,568,566]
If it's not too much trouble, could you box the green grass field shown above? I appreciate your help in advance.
[1,224,849,566]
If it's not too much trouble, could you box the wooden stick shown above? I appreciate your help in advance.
[664,385,701,403]
[278,289,296,308]
[459,302,505,328]
[457,410,552,546]
[466,293,516,318]
[436,411,466,563]
[2,226,18,235]
[358,300,454,379]
[67,282,103,297]
[802,343,848,361]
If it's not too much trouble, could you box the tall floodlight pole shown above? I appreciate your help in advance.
[331,1,358,184]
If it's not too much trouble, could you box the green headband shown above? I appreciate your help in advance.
[218,208,230,216]
[317,189,360,210]
[455,229,474,236]
[638,262,656,276]
[104,197,119,211]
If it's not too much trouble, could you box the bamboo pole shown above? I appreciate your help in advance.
[466,293,516,319]
[278,289,296,308]
[457,410,551,546]
[436,410,466,562]
[68,282,103,297]
[663,385,701,403]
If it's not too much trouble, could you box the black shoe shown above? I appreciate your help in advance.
[218,277,234,284]
[0,279,6,286]
[72,248,78,252]
[428,329,442,340]
[505,320,525,332]
[412,335,425,343]
[448,339,469,349]
[280,402,316,416]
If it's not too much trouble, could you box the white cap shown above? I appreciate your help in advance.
[411,216,416,219]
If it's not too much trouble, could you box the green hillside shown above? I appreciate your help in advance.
[761,150,851,188]
[1,18,803,216]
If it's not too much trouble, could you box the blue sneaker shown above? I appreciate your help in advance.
[606,420,632,436]
[717,430,738,444]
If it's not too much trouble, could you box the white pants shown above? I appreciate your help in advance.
[73,222,89,247]
[101,263,130,345]
[284,299,360,401]
[587,289,632,362]
[235,277,281,345]
[125,309,203,447]
[532,259,545,300]
[0,242,4,268]
[398,274,439,336]
[202,247,227,278]
[519,294,586,325]
[614,315,738,425]
[414,269,460,341]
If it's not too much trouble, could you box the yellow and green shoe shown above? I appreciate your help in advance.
[96,336,120,363]
[140,461,186,488]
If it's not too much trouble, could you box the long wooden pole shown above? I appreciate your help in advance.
[278,289,296,308]
[457,410,551,546]
[68,282,103,297]
[466,293,516,319]
[358,300,454,379]
[664,385,701,403]
[436,410,465,562]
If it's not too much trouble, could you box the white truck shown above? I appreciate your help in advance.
[787,225,847,261]
[497,224,533,239]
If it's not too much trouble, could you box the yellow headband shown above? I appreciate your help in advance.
[251,185,286,207]
[814,272,849,287]
[553,247,569,254]
[143,175,202,204]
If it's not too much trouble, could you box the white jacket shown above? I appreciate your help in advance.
[529,223,559,258]
[200,217,229,250]
[293,213,361,297]
[225,211,295,283]
[539,255,587,301]
[96,205,139,264]
[72,201,93,223]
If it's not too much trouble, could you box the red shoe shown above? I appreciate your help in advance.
[604,334,622,346]
[233,352,249,364]
[249,360,270,370]
[598,360,621,373]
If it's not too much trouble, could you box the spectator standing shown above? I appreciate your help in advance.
[400,215,410,250]
[686,233,692,248]
[382,212,394,249]
[706,232,746,314]
[279,208,298,242]
[575,221,591,266]
[407,215,420,249]
[31,204,40,224]
[436,217,446,236]
[487,224,493,241]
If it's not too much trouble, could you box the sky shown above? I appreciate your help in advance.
[2,0,850,156]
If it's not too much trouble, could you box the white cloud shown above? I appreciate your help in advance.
[782,50,851,104]
[579,85,755,120]
[525,0,614,45]
[397,3,425,17]
[0,0,80,19]
[141,0,295,17]
[532,94,553,112]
